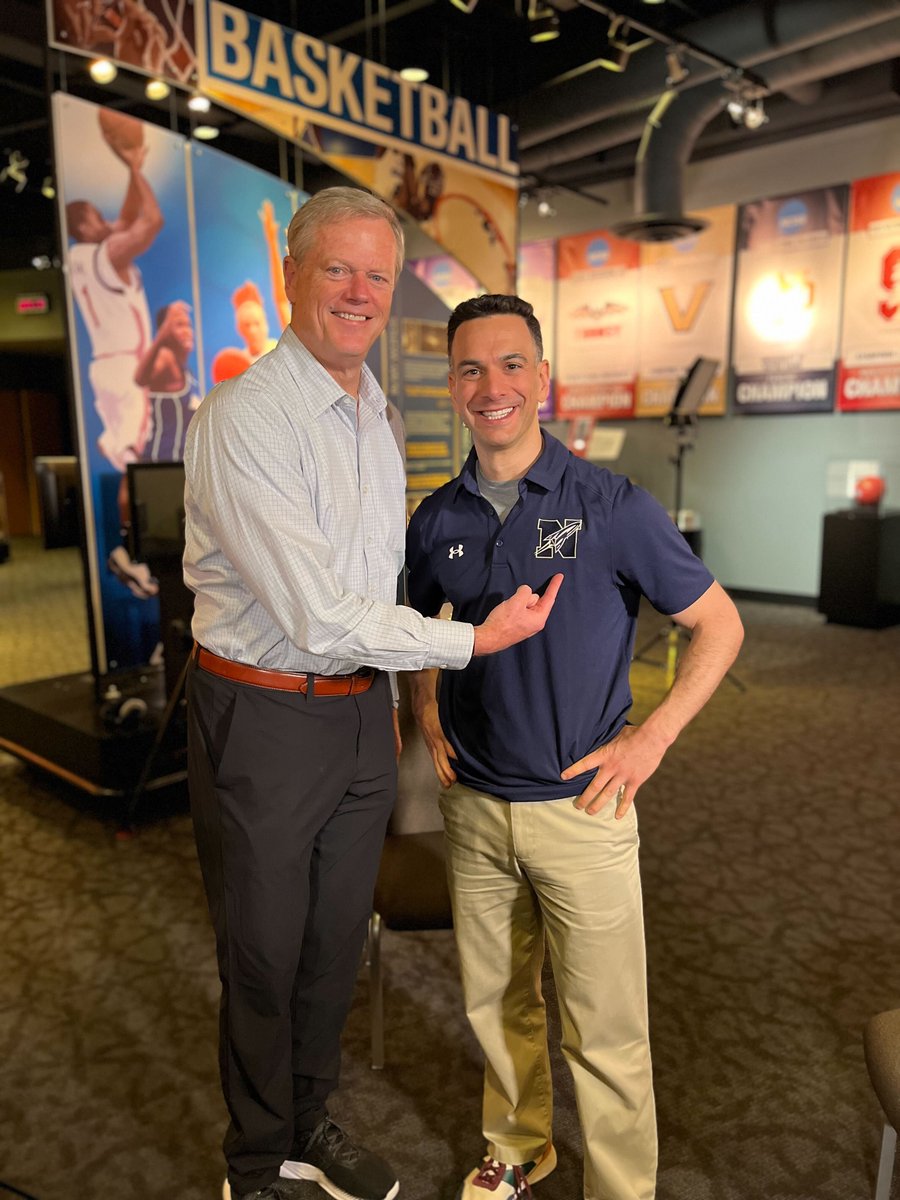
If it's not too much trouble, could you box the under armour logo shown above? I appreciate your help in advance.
[448,543,464,559]
[535,519,582,559]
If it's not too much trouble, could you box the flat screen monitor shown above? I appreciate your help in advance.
[127,460,186,562]
[668,357,719,420]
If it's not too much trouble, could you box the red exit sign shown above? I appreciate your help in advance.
[16,293,51,315]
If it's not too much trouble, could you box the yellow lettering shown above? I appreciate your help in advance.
[209,1,251,80]
[363,60,393,133]
[496,114,516,174]
[292,33,328,108]
[250,20,293,97]
[420,84,448,150]
[397,79,416,140]
[326,44,363,122]
[446,98,476,160]
[659,281,713,332]
[475,106,498,169]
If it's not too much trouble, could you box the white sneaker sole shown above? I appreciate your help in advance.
[280,1160,400,1200]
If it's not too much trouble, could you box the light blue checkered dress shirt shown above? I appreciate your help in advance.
[183,326,472,676]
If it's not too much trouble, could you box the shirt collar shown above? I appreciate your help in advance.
[452,428,569,501]
[279,325,386,418]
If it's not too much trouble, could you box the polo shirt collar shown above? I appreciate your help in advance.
[452,429,569,500]
[279,325,386,418]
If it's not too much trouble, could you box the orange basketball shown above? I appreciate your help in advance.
[98,108,145,154]
[211,347,253,383]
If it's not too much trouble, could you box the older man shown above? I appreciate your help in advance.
[183,195,561,1200]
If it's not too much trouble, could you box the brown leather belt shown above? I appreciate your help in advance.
[194,645,375,696]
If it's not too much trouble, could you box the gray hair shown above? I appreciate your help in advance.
[286,186,405,281]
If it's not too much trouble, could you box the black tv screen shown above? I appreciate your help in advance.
[127,461,186,562]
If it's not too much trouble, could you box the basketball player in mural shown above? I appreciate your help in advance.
[210,200,291,383]
[66,109,162,598]
[66,109,161,473]
[135,299,201,462]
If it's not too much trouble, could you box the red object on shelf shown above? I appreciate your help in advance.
[854,475,886,507]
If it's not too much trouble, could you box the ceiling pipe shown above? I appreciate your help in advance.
[610,16,900,240]
[521,15,900,176]
[517,0,900,151]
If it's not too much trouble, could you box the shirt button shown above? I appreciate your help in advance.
[496,539,503,547]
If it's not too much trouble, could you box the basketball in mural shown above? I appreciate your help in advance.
[98,108,145,155]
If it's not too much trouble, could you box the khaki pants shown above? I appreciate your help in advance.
[440,783,657,1200]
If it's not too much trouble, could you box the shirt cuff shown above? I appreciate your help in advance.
[427,616,474,670]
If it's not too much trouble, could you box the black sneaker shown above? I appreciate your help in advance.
[280,1116,399,1200]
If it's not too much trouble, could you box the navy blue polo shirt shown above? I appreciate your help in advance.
[406,431,714,803]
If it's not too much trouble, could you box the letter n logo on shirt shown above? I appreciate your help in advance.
[535,518,582,559]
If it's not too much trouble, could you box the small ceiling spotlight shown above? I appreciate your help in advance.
[89,58,117,84]
[192,124,220,141]
[188,92,211,113]
[530,13,560,43]
[726,96,746,125]
[449,0,478,11]
[743,98,769,130]
[145,78,171,101]
[536,189,557,218]
[399,66,429,83]
[665,47,689,86]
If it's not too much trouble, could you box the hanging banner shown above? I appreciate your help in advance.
[54,92,198,674]
[195,0,519,293]
[519,239,557,420]
[47,0,196,86]
[838,172,900,412]
[555,229,640,420]
[732,186,848,414]
[408,254,480,316]
[191,143,302,387]
[636,205,736,418]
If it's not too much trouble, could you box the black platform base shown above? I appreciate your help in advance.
[0,665,186,798]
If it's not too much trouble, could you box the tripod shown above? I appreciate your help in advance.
[633,411,746,692]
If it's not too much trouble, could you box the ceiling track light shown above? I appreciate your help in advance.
[89,58,117,84]
[530,13,560,43]
[742,98,768,129]
[188,92,211,113]
[665,47,688,87]
[145,78,171,101]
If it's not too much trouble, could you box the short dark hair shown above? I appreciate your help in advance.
[447,294,544,361]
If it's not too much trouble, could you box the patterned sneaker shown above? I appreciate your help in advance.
[457,1145,557,1200]
[280,1116,399,1200]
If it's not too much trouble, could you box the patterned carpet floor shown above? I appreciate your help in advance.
[0,538,898,1200]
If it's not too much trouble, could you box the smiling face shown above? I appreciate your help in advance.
[449,313,549,478]
[283,216,397,393]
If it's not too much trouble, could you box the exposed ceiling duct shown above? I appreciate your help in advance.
[613,12,900,240]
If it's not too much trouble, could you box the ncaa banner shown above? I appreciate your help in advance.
[555,230,640,420]
[47,0,196,87]
[732,186,848,414]
[838,172,900,411]
[196,0,519,294]
[636,205,736,419]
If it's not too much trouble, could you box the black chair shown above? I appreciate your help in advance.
[368,673,453,1070]
[864,1008,900,1200]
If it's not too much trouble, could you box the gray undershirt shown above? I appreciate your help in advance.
[476,461,522,524]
